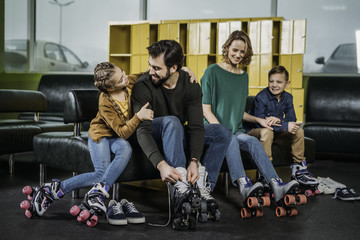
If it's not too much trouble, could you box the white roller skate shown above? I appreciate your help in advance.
[20,179,64,218]
[269,178,307,217]
[70,182,109,227]
[291,161,320,197]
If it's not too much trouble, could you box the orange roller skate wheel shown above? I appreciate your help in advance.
[247,197,258,208]
[297,194,307,205]
[255,207,264,217]
[284,195,296,205]
[289,207,298,216]
[275,207,286,217]
[261,196,271,207]
[241,208,251,219]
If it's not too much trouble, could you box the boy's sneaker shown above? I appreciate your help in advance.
[318,177,346,189]
[317,182,336,194]
[333,188,355,201]
[106,200,127,225]
[349,189,360,200]
[120,199,145,224]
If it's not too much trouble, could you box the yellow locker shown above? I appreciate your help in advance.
[293,19,306,54]
[188,23,199,54]
[248,55,260,87]
[260,54,272,87]
[130,55,141,74]
[260,20,273,54]
[279,54,303,88]
[291,88,304,122]
[140,55,149,72]
[158,23,179,41]
[109,56,130,74]
[187,55,198,80]
[249,87,262,96]
[280,20,293,54]
[217,21,242,55]
[140,24,150,54]
[249,21,261,54]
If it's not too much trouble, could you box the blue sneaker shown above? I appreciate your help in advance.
[120,199,145,224]
[106,200,127,225]
[333,188,355,201]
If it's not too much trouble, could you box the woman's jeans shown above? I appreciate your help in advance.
[60,137,132,194]
[225,132,279,185]
[151,116,231,190]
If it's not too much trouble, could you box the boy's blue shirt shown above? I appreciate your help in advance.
[245,87,297,133]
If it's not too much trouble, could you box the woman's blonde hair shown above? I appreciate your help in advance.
[222,30,253,67]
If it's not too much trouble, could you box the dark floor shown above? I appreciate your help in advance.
[1,152,360,240]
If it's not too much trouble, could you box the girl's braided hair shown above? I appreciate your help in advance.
[94,62,130,121]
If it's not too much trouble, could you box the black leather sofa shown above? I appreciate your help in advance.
[34,90,316,199]
[303,75,360,156]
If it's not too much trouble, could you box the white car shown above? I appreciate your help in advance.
[5,39,89,72]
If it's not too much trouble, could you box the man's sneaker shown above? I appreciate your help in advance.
[333,188,355,201]
[349,189,360,200]
[318,177,346,189]
[106,200,127,225]
[317,182,336,195]
[120,199,145,224]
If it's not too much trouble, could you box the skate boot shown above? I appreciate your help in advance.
[20,179,64,218]
[70,182,110,227]
[169,167,202,230]
[269,178,307,218]
[291,161,320,197]
[196,166,218,222]
[236,177,270,219]
[256,170,272,197]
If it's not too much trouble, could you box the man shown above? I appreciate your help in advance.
[132,40,231,223]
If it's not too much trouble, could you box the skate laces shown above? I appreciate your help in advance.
[200,182,214,200]
[275,178,286,186]
[174,180,190,194]
[123,201,139,213]
[111,202,124,215]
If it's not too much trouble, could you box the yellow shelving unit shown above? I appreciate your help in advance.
[108,17,306,121]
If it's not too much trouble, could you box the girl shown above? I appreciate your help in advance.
[20,62,153,227]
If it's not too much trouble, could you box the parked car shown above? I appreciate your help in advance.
[5,39,89,72]
[315,43,358,73]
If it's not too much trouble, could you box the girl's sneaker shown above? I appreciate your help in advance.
[120,199,145,224]
[317,182,336,194]
[332,188,355,201]
[349,189,360,200]
[318,177,346,189]
[106,200,127,225]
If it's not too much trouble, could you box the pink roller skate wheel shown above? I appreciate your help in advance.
[22,186,33,195]
[27,195,33,201]
[20,200,30,210]
[70,205,80,216]
[25,209,32,219]
[77,210,90,222]
[87,215,98,227]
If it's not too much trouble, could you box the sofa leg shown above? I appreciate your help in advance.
[9,154,14,174]
[112,183,120,201]
[39,164,46,186]
[71,172,79,199]
[224,172,230,197]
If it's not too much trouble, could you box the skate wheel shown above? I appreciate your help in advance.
[70,205,81,216]
[275,207,286,217]
[182,202,191,215]
[314,189,320,195]
[87,215,98,227]
[172,218,182,230]
[20,200,30,210]
[255,207,264,217]
[264,192,270,198]
[27,195,33,201]
[214,210,220,222]
[289,207,298,216]
[284,195,296,205]
[297,194,307,205]
[240,208,251,219]
[304,189,313,197]
[22,186,33,195]
[78,210,90,222]
[25,209,32,219]
[200,202,207,213]
[247,197,258,208]
[261,196,271,207]
[198,212,208,223]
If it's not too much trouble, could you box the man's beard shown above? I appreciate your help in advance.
[151,69,170,86]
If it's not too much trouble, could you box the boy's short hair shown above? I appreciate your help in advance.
[147,40,184,71]
[268,65,289,81]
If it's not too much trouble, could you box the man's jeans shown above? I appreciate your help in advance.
[60,137,132,194]
[225,132,279,185]
[151,116,231,190]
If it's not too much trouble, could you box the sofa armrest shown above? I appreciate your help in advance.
[0,89,47,113]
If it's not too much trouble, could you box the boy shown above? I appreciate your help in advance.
[245,65,319,192]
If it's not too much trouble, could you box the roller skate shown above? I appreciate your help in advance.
[291,161,320,197]
[20,179,64,218]
[236,177,270,219]
[197,166,218,222]
[70,182,109,227]
[169,167,202,230]
[270,178,307,218]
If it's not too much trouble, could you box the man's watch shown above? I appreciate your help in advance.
[190,158,199,168]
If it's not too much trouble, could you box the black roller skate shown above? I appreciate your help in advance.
[70,182,109,227]
[291,161,320,197]
[237,176,270,219]
[270,178,307,218]
[197,166,219,222]
[20,179,64,218]
[169,167,202,230]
